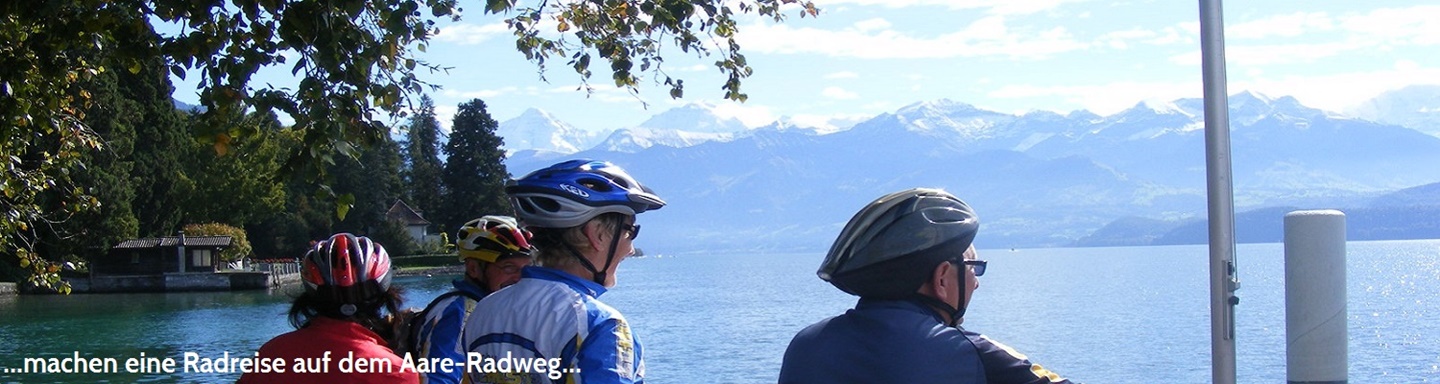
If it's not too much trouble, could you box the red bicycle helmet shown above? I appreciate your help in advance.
[302,233,393,315]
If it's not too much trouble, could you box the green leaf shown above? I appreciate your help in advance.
[485,0,510,13]
[336,193,355,220]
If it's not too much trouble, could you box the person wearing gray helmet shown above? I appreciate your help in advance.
[778,188,1074,384]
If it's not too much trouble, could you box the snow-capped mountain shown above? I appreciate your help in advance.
[593,127,733,153]
[1349,84,1440,138]
[505,92,1440,253]
[496,108,600,154]
[636,102,753,134]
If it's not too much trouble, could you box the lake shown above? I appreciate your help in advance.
[2,240,1438,383]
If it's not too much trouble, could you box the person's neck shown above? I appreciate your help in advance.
[555,262,606,286]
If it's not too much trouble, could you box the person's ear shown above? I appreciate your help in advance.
[930,261,953,300]
[583,220,607,251]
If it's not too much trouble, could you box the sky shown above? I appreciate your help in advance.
[170,1,1440,134]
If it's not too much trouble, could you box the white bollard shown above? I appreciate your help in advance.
[1284,209,1347,384]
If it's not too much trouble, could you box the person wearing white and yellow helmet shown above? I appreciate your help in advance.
[409,216,534,384]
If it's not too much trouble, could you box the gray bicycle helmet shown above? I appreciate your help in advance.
[818,188,979,299]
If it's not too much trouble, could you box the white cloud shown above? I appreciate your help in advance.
[1341,5,1440,46]
[1236,61,1440,112]
[1228,12,1335,40]
[989,81,1195,116]
[737,16,1086,59]
[824,71,859,79]
[811,0,1090,15]
[433,22,510,45]
[822,86,859,100]
[434,105,458,133]
[442,86,519,99]
[1178,5,1440,65]
[852,18,891,32]
[673,64,712,72]
[708,101,778,127]
[1227,41,1362,65]
[986,60,1440,116]
[1094,23,1193,51]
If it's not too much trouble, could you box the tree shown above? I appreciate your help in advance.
[2,0,816,291]
[331,133,406,237]
[438,99,511,233]
[124,57,192,238]
[33,61,142,271]
[183,222,252,263]
[402,96,444,225]
[181,111,287,229]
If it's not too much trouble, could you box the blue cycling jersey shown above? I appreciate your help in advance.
[412,279,488,384]
[462,266,644,384]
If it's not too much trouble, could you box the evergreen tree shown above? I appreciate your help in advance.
[333,133,406,237]
[3,0,814,291]
[124,56,192,237]
[181,111,287,228]
[438,99,511,233]
[35,62,142,262]
[402,96,445,227]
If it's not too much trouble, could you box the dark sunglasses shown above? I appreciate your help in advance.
[952,259,986,277]
[621,223,640,240]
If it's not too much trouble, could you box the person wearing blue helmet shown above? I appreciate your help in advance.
[462,159,664,384]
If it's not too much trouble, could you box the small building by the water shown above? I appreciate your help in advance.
[387,199,432,244]
[85,233,274,292]
[98,234,233,276]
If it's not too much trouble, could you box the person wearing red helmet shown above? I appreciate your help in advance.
[238,233,417,384]
[463,159,665,384]
[408,216,534,384]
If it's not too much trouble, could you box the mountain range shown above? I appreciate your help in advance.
[498,90,1440,253]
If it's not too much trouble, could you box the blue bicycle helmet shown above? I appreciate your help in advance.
[506,159,666,228]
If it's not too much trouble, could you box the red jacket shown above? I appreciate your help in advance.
[237,316,418,384]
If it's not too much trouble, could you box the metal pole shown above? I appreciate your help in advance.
[1199,0,1240,383]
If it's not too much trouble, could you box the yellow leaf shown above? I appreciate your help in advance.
[213,133,232,156]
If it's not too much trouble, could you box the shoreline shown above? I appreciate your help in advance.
[396,265,462,277]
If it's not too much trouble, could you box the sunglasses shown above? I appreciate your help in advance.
[621,223,640,240]
[952,259,987,277]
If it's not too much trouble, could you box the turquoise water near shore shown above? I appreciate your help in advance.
[2,240,1438,383]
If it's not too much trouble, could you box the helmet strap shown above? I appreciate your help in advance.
[561,241,606,287]
[595,223,625,287]
[913,266,968,327]
[559,221,626,287]
[913,294,961,327]
[956,267,970,322]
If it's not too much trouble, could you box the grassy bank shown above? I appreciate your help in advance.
[393,253,462,276]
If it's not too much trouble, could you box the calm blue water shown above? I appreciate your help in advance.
[2,240,1438,383]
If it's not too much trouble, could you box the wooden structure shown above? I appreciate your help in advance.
[96,234,233,276]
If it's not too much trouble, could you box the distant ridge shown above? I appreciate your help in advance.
[503,92,1440,252]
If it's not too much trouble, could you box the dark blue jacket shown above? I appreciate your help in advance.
[778,298,986,384]
[966,330,1076,384]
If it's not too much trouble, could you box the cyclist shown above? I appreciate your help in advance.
[462,159,664,383]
